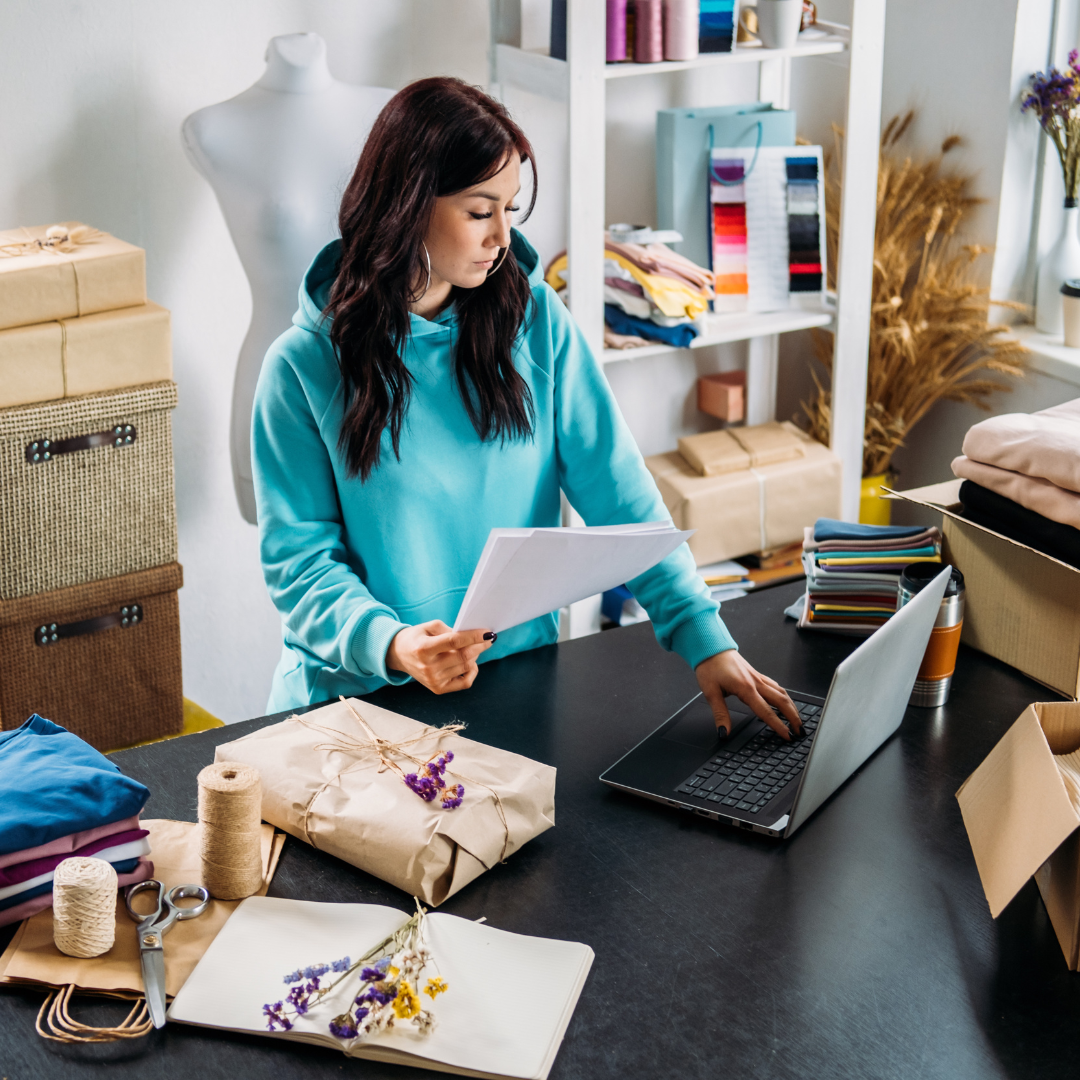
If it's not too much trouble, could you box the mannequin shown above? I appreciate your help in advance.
[182,33,394,523]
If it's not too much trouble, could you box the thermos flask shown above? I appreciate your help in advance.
[898,563,965,707]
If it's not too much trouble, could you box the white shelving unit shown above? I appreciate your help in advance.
[491,1,886,520]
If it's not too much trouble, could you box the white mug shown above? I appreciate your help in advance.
[739,0,803,49]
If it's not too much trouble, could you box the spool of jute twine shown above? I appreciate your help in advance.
[198,761,264,900]
[53,857,117,958]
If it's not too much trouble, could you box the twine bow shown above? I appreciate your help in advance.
[293,697,511,865]
[0,224,102,258]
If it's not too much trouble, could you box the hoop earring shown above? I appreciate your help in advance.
[487,245,510,276]
[420,242,433,297]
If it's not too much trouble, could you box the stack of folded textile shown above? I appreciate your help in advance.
[952,398,1080,569]
[545,234,714,349]
[795,519,942,635]
[0,713,152,927]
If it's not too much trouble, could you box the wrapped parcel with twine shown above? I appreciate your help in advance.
[214,698,556,906]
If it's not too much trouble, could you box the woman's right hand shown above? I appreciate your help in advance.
[386,621,496,695]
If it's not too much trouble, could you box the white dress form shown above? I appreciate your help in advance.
[182,33,394,523]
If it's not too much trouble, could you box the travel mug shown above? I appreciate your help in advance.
[898,564,965,707]
[1062,279,1080,347]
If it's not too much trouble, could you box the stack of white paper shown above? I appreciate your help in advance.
[453,522,691,633]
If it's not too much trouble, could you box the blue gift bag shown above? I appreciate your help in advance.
[656,104,796,269]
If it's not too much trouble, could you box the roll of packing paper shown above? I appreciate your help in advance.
[664,0,700,60]
[634,0,664,62]
[607,0,629,61]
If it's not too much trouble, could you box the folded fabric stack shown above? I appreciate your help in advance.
[545,235,714,349]
[796,519,942,635]
[0,713,152,927]
[951,398,1080,567]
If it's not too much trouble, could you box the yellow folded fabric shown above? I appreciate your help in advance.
[544,252,709,320]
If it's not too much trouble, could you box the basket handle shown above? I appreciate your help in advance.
[25,424,137,464]
[35,603,143,646]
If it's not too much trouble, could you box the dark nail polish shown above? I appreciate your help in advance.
[483,632,497,641]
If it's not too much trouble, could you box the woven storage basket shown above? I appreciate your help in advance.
[0,380,177,600]
[0,562,183,750]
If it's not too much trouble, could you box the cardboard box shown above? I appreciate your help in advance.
[0,222,146,331]
[678,420,807,476]
[646,425,842,565]
[957,701,1080,969]
[0,301,172,408]
[891,480,1080,699]
[697,371,745,421]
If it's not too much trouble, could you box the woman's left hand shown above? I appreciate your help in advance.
[695,649,803,741]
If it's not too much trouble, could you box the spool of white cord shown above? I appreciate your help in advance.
[53,857,118,958]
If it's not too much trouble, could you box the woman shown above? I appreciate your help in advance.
[252,77,801,740]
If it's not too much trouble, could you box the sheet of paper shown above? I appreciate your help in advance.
[168,896,594,1080]
[453,523,692,633]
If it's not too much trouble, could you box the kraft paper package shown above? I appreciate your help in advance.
[0,222,146,331]
[646,423,842,566]
[0,819,285,997]
[215,698,557,906]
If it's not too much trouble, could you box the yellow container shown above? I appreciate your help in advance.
[859,472,893,525]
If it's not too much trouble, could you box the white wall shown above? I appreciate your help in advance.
[0,0,490,722]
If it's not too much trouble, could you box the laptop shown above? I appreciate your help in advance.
[600,565,951,839]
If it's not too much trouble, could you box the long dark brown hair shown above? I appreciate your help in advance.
[326,77,538,481]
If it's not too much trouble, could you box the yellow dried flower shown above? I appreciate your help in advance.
[424,977,449,999]
[392,981,421,1019]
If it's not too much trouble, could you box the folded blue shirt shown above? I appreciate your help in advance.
[604,304,698,349]
[0,715,150,858]
[813,518,930,542]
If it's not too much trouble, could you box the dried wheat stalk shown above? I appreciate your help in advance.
[801,113,1028,477]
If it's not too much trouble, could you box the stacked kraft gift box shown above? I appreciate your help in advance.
[0,223,182,750]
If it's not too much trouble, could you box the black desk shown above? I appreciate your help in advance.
[2,581,1078,1080]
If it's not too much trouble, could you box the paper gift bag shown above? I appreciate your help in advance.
[647,428,842,565]
[215,698,557,907]
[0,301,172,409]
[0,223,146,332]
[0,819,285,997]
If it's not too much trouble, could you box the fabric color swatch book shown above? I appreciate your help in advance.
[168,896,594,1080]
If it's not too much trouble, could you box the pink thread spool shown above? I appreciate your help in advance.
[663,0,699,60]
[607,0,629,61]
[634,0,664,62]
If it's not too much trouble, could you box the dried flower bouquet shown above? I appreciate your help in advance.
[801,114,1027,477]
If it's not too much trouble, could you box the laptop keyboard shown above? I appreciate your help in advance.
[675,701,822,815]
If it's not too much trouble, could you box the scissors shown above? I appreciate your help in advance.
[125,879,210,1028]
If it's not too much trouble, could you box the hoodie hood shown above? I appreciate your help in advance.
[294,227,545,338]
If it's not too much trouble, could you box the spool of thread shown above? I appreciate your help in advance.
[53,857,118,958]
[664,0,700,60]
[634,0,664,62]
[197,761,264,900]
[607,0,629,61]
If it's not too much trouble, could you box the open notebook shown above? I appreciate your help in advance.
[168,897,594,1080]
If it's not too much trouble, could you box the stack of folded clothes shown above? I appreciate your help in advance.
[795,518,942,635]
[952,398,1080,569]
[0,713,152,927]
[545,235,714,349]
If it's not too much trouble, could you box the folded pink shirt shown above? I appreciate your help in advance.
[952,455,1080,529]
[0,829,148,888]
[961,397,1080,494]
[0,856,154,928]
[0,814,141,871]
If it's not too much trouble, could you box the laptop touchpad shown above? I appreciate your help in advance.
[661,695,756,748]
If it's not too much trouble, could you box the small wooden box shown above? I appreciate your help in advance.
[697,371,745,421]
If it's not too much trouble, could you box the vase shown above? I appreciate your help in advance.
[859,472,893,526]
[1036,202,1080,335]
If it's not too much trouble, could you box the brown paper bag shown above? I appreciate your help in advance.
[0,223,146,332]
[215,698,557,907]
[0,819,285,997]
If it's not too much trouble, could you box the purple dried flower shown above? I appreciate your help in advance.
[441,784,464,810]
[302,963,329,979]
[282,969,302,985]
[360,966,384,982]
[330,956,351,973]
[359,986,394,1007]
[329,1013,358,1039]
[263,1001,293,1031]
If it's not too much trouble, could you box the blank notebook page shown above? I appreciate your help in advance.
[168,896,594,1080]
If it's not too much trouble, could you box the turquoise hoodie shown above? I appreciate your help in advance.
[252,230,737,711]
